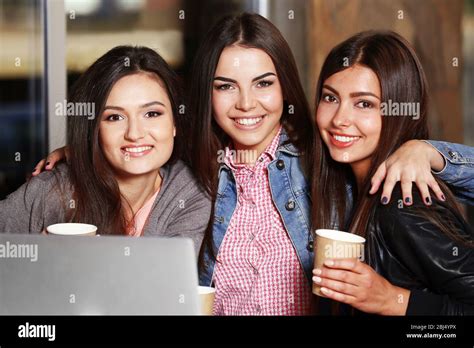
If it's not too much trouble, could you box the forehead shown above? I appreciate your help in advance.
[106,72,170,104]
[215,45,276,76]
[324,64,380,95]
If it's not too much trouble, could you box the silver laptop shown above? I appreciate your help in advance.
[0,234,200,315]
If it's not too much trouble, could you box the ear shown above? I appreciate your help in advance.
[173,126,176,137]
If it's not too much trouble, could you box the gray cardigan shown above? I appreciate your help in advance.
[0,161,211,257]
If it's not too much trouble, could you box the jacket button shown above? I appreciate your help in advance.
[276,160,285,170]
[285,200,295,211]
[307,241,313,251]
[448,151,459,160]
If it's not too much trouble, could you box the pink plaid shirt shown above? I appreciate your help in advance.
[212,127,313,315]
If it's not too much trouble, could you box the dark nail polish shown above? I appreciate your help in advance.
[381,197,388,205]
[404,197,411,204]
[441,194,446,201]
[425,197,432,205]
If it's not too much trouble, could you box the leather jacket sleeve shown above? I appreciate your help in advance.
[375,189,474,315]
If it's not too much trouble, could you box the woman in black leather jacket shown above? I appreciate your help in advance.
[311,30,473,315]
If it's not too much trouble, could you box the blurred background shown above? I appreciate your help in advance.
[0,0,472,223]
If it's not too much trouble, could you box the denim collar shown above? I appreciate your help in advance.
[218,127,300,175]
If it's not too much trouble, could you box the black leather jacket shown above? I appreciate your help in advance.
[366,184,474,315]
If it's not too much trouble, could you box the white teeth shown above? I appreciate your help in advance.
[123,146,152,153]
[235,117,263,126]
[333,135,359,143]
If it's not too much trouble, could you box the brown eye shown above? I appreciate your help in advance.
[356,100,373,109]
[105,114,123,121]
[257,80,273,88]
[323,94,337,103]
[215,84,233,91]
[146,111,163,118]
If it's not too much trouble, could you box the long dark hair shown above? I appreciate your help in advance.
[311,30,470,244]
[190,13,315,266]
[65,45,183,234]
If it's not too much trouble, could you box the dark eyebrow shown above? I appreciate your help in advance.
[140,101,165,108]
[213,72,276,84]
[103,101,165,111]
[252,72,276,82]
[322,85,380,100]
[349,91,380,100]
[214,76,236,83]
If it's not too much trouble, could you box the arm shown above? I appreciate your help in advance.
[378,197,474,315]
[370,140,474,206]
[312,193,474,315]
[0,175,47,234]
[423,140,474,203]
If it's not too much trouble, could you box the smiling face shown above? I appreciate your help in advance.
[316,64,382,180]
[99,72,176,178]
[212,45,284,157]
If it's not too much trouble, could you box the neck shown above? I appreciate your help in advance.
[233,125,280,166]
[116,170,162,218]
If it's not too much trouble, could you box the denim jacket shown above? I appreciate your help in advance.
[199,136,474,286]
[199,131,314,286]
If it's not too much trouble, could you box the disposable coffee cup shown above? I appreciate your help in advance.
[313,229,365,297]
[198,286,216,315]
[46,223,97,236]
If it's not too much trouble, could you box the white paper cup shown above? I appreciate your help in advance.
[313,229,365,297]
[198,286,216,315]
[46,223,97,236]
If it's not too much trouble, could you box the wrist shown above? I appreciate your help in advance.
[422,140,445,172]
[381,284,410,316]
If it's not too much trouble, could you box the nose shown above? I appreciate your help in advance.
[331,101,353,128]
[235,88,256,112]
[125,116,145,141]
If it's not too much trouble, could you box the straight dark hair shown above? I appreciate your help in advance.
[65,45,184,234]
[311,30,470,245]
[189,13,315,267]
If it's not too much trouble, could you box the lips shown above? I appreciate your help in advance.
[231,115,266,129]
[328,132,361,148]
[120,144,154,157]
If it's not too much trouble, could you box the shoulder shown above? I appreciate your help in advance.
[22,163,71,196]
[160,160,211,203]
[375,183,470,241]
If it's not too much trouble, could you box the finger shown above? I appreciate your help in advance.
[415,179,432,206]
[313,267,359,286]
[64,147,70,163]
[400,180,413,206]
[45,150,63,169]
[369,162,387,194]
[313,275,359,296]
[320,287,357,304]
[427,176,446,202]
[380,175,398,205]
[32,159,46,176]
[324,259,364,274]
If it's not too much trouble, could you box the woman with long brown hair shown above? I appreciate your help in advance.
[0,46,211,255]
[311,30,473,315]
